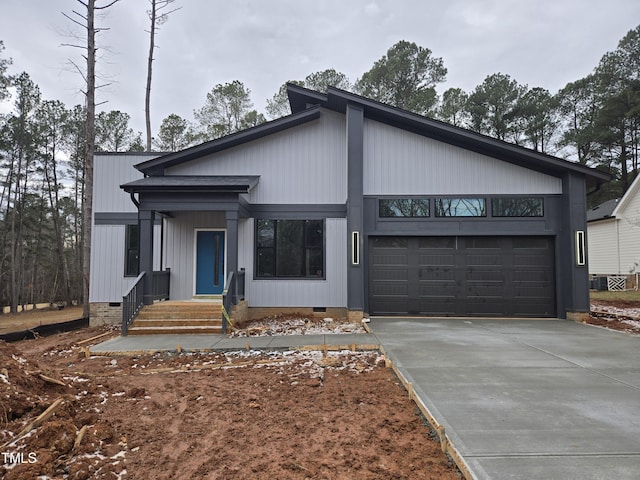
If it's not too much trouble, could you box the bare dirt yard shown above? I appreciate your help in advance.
[3,294,638,480]
[1,318,461,480]
[588,291,640,335]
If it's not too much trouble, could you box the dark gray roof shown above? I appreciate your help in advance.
[587,198,619,222]
[121,175,260,194]
[134,108,320,176]
[288,84,612,189]
[132,85,612,189]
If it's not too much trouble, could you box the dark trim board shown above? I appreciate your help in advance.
[251,204,347,219]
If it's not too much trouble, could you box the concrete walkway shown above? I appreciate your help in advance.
[90,332,379,354]
[368,318,640,480]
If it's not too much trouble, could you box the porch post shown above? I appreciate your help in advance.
[226,210,238,276]
[139,209,155,305]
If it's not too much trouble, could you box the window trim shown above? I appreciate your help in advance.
[254,219,326,280]
[378,197,431,218]
[491,196,545,217]
[124,223,139,277]
[434,197,487,218]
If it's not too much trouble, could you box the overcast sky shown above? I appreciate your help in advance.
[1,0,639,136]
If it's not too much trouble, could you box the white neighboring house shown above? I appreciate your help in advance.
[587,173,640,281]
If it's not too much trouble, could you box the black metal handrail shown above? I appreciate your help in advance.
[122,272,146,336]
[221,269,246,334]
[152,268,171,301]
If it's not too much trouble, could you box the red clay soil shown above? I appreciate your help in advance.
[1,326,461,480]
[586,300,640,335]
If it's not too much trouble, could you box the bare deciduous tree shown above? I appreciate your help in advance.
[145,0,181,151]
[62,0,121,318]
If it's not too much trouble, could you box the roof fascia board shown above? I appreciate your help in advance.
[135,106,321,176]
[611,173,640,216]
[321,86,611,185]
[285,85,611,185]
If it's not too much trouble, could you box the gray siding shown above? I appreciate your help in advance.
[163,212,227,300]
[363,119,562,195]
[238,218,347,307]
[94,154,158,213]
[166,110,347,204]
[89,224,161,302]
[91,154,161,304]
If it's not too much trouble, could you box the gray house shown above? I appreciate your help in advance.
[89,85,610,327]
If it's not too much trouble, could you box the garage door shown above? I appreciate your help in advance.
[369,236,556,317]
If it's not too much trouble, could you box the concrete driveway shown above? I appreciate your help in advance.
[368,318,640,480]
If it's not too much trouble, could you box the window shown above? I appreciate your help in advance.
[435,198,486,217]
[492,197,544,217]
[256,219,324,278]
[379,198,430,217]
[125,224,139,277]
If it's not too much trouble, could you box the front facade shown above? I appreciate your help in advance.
[587,174,640,278]
[90,85,610,323]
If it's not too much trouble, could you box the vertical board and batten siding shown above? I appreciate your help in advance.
[94,154,157,213]
[166,110,347,204]
[89,224,161,302]
[587,219,621,274]
[90,154,161,303]
[363,119,563,195]
[238,218,347,307]
[163,212,227,300]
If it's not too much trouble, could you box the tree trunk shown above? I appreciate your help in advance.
[145,0,156,151]
[82,0,96,319]
[44,146,73,306]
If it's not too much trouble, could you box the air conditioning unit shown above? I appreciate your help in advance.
[590,276,608,291]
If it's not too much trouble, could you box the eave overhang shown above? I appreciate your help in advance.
[134,107,321,176]
[121,175,260,194]
[287,84,612,189]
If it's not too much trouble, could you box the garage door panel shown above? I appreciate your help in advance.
[369,236,555,317]
[371,269,408,282]
[419,254,455,265]
[419,281,456,296]
[466,254,502,266]
[420,267,455,281]
[371,254,408,265]
[467,283,504,296]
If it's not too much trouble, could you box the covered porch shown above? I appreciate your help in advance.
[119,175,258,334]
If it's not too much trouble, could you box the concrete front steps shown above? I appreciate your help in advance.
[127,301,223,335]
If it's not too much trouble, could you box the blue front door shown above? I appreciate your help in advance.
[196,230,225,295]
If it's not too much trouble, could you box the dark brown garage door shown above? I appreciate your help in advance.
[369,236,556,317]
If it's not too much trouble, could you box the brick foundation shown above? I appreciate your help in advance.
[90,302,122,326]
[566,311,590,323]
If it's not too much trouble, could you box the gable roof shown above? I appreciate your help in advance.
[288,84,611,188]
[612,173,640,217]
[135,107,321,176]
[587,198,619,222]
[135,84,612,188]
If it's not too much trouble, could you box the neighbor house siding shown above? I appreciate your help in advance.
[89,224,161,302]
[163,212,227,300]
[239,218,347,307]
[587,219,620,274]
[617,190,640,274]
[166,110,347,204]
[363,119,563,195]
